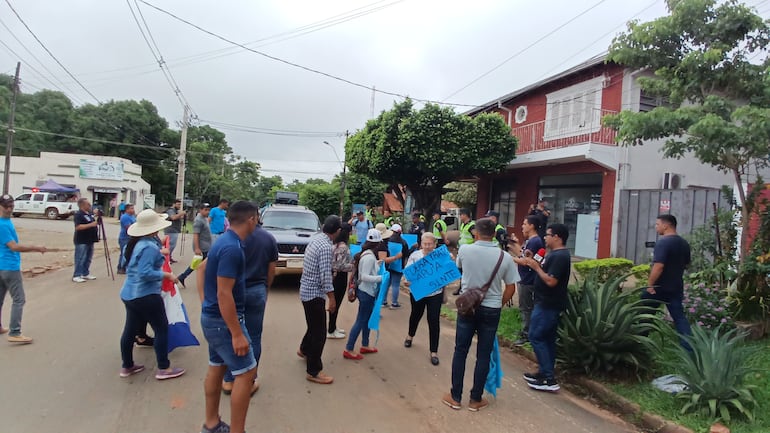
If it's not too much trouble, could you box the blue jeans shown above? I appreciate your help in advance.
[641,289,692,350]
[224,284,267,383]
[167,233,179,258]
[0,271,25,336]
[450,306,501,402]
[201,314,256,376]
[73,243,94,278]
[529,304,561,378]
[381,271,403,305]
[118,238,128,271]
[346,290,375,351]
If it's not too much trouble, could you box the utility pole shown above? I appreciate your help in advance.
[370,86,376,118]
[175,105,189,201]
[3,62,20,196]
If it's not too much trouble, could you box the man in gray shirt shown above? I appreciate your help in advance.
[443,218,519,412]
[178,203,211,287]
[165,199,187,263]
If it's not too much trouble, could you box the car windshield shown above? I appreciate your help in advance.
[262,211,319,231]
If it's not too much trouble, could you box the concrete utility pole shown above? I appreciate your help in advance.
[175,105,188,201]
[3,62,20,196]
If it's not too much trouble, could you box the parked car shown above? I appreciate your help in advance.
[13,192,77,220]
[260,203,321,276]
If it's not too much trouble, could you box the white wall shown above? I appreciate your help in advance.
[0,152,150,204]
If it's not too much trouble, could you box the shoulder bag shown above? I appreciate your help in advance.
[455,251,505,317]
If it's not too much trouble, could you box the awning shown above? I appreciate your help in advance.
[87,185,125,193]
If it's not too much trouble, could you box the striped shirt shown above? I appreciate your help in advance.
[299,233,334,302]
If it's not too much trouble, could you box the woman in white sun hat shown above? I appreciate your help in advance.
[118,209,185,381]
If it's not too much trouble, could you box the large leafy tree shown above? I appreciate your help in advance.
[346,99,517,213]
[443,181,478,211]
[343,171,387,207]
[605,0,770,255]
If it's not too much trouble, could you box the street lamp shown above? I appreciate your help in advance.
[324,141,346,216]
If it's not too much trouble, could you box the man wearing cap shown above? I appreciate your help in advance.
[431,210,448,246]
[177,203,211,287]
[72,198,99,283]
[165,199,186,264]
[349,210,372,245]
[117,203,136,274]
[484,210,508,250]
[298,215,342,385]
[0,194,46,343]
[383,224,409,309]
[408,212,426,249]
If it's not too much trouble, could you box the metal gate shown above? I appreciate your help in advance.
[617,188,729,264]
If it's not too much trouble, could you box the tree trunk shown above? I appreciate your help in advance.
[409,184,444,216]
[733,168,749,263]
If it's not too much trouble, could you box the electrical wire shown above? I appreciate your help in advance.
[137,0,478,108]
[442,0,610,102]
[200,119,344,137]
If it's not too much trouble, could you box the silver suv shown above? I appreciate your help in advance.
[260,204,321,275]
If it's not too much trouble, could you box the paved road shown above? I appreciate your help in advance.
[0,219,638,433]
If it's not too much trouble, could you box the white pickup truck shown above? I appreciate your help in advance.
[13,192,77,220]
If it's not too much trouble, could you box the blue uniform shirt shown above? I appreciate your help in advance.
[202,230,246,317]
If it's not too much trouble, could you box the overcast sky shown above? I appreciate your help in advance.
[1,0,768,183]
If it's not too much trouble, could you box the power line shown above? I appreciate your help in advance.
[128,0,197,117]
[442,0,610,102]
[137,0,478,108]
[200,119,345,137]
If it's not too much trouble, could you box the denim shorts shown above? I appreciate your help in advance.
[201,314,256,376]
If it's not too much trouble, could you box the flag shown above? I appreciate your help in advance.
[485,338,504,397]
[162,237,200,353]
[367,262,390,342]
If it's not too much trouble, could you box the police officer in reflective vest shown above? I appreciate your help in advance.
[458,208,476,247]
[484,210,508,249]
[383,210,395,229]
[431,209,448,246]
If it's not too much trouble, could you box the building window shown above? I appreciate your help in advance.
[639,89,670,112]
[544,76,604,140]
[491,179,517,227]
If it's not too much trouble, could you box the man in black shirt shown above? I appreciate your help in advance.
[518,223,571,392]
[72,198,99,283]
[644,214,692,349]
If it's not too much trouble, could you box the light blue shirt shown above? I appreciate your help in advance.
[0,218,20,271]
[120,237,165,301]
[209,207,226,234]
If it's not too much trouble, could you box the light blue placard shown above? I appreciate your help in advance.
[349,244,361,257]
[387,242,403,272]
[402,233,418,249]
[403,245,461,301]
[368,262,390,331]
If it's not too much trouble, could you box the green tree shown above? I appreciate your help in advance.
[605,0,770,256]
[344,171,386,207]
[301,181,340,220]
[443,181,478,210]
[346,99,517,213]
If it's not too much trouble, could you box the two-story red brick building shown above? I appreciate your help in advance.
[468,54,733,259]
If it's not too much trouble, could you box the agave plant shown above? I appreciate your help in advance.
[558,274,664,374]
[668,326,758,422]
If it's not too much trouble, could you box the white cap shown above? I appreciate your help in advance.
[366,228,382,242]
[390,223,402,233]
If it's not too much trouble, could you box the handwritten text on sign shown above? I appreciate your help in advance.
[403,245,460,301]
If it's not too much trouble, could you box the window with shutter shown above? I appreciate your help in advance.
[544,76,604,140]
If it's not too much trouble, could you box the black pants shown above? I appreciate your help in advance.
[328,272,347,333]
[121,294,169,369]
[300,297,327,376]
[408,291,443,353]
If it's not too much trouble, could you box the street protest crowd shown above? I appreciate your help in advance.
[0,195,692,433]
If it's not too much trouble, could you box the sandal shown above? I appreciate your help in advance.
[360,347,378,354]
[343,350,364,360]
[306,372,334,384]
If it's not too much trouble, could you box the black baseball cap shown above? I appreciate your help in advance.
[0,194,14,208]
[484,210,499,218]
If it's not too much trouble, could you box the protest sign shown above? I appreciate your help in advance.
[403,245,460,301]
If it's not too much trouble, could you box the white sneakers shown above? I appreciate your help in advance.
[72,275,96,283]
[326,330,346,339]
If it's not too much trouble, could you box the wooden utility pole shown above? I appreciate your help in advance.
[175,105,189,201]
[3,62,21,195]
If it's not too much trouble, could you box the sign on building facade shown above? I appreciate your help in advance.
[79,159,124,181]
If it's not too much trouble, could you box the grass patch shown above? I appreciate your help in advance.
[440,305,457,321]
[607,338,770,433]
[497,307,523,340]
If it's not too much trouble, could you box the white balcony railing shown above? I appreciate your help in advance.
[511,109,618,154]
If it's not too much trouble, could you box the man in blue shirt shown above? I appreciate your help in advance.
[0,194,47,343]
[199,201,258,433]
[117,203,136,274]
[221,208,278,395]
[510,215,544,346]
[349,210,372,245]
[208,199,229,243]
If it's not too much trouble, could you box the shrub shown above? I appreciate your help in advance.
[630,264,650,284]
[573,258,634,285]
[558,274,664,375]
[668,326,758,422]
[682,282,733,329]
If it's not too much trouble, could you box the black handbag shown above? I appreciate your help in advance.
[455,251,505,317]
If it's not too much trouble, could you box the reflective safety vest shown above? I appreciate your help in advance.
[433,219,448,240]
[366,209,375,222]
[492,224,506,247]
[459,220,475,245]
[384,216,394,228]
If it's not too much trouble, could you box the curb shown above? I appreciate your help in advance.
[503,340,694,433]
